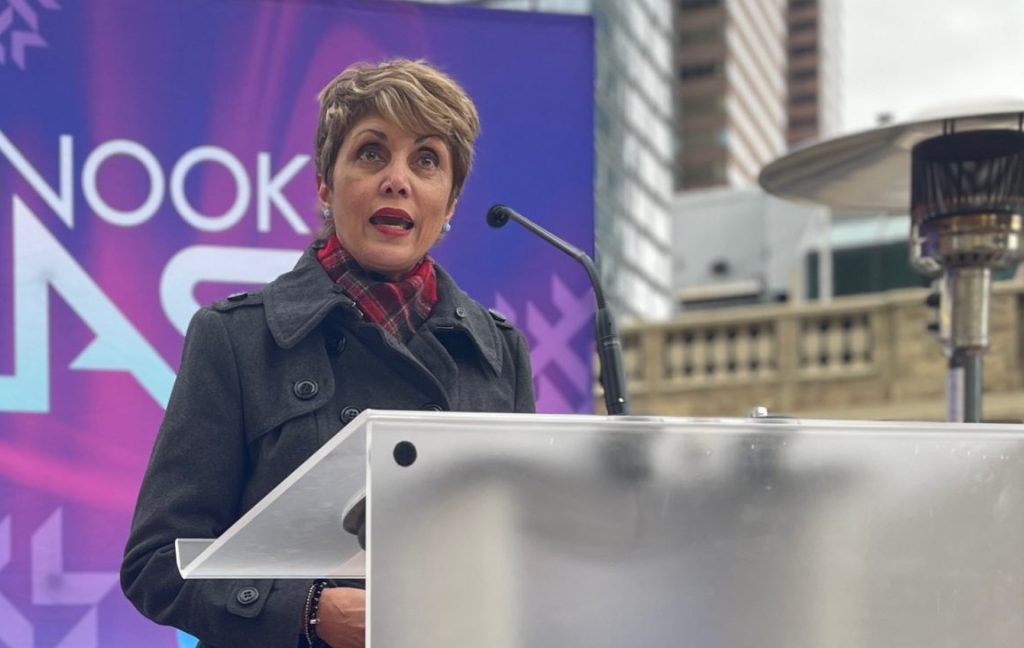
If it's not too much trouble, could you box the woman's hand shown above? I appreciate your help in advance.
[315,587,366,648]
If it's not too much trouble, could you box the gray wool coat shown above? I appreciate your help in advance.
[120,247,536,647]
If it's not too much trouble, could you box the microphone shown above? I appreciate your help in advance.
[486,204,630,415]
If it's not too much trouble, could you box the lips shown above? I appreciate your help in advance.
[370,208,414,231]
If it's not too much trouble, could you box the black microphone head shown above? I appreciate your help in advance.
[486,204,510,228]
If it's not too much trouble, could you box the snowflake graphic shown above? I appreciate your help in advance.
[0,0,61,70]
[0,509,118,647]
[496,275,595,414]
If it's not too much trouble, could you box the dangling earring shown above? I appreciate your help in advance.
[442,221,452,233]
[321,207,332,221]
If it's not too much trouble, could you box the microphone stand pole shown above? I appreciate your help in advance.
[487,204,630,415]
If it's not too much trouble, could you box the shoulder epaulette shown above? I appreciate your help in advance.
[488,308,514,329]
[212,291,265,312]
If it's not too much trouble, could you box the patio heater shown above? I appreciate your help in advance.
[759,105,1024,422]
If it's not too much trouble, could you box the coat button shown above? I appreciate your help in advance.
[423,403,444,412]
[293,380,318,400]
[340,406,361,423]
[455,306,467,319]
[236,587,259,605]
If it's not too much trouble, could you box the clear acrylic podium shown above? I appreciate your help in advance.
[176,410,1024,647]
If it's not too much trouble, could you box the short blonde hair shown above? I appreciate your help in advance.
[315,59,481,215]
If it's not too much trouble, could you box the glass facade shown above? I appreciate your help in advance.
[593,0,675,321]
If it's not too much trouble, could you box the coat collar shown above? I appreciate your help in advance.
[428,264,504,376]
[262,247,504,374]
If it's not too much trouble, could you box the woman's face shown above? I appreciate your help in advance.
[318,114,455,279]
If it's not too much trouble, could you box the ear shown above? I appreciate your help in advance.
[444,198,457,223]
[316,174,332,206]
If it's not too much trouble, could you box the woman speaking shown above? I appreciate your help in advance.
[121,59,536,648]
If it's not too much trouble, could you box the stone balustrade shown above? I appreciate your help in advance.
[603,282,1024,422]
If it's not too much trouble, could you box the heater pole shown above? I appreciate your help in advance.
[964,353,983,423]
[948,351,983,423]
[941,266,990,423]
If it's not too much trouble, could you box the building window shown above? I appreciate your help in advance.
[681,96,723,113]
[789,43,817,57]
[681,162,725,186]
[683,131,722,147]
[807,244,930,298]
[679,0,720,9]
[679,28,722,46]
[679,62,722,81]
[789,68,816,82]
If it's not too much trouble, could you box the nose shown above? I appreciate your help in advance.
[380,161,411,197]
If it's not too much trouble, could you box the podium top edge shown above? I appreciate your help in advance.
[351,409,1024,436]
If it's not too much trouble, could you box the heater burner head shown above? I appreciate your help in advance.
[910,130,1024,275]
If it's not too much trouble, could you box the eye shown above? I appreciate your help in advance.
[356,143,383,162]
[417,149,440,169]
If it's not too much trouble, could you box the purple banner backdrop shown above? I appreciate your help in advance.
[0,0,594,645]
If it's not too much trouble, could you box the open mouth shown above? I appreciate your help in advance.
[370,209,414,230]
[370,215,413,230]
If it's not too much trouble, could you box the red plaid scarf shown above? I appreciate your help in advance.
[316,236,438,342]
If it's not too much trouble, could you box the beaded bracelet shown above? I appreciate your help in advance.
[303,580,329,647]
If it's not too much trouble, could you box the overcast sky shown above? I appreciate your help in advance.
[840,0,1024,132]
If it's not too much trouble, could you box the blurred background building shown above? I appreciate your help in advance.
[785,0,841,147]
[672,187,831,309]
[675,0,786,190]
[671,0,843,313]
[674,0,840,190]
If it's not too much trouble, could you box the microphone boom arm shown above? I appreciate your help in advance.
[487,204,630,415]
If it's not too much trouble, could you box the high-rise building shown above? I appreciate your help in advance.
[674,0,840,189]
[675,0,787,189]
[786,0,841,147]
[411,0,676,322]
